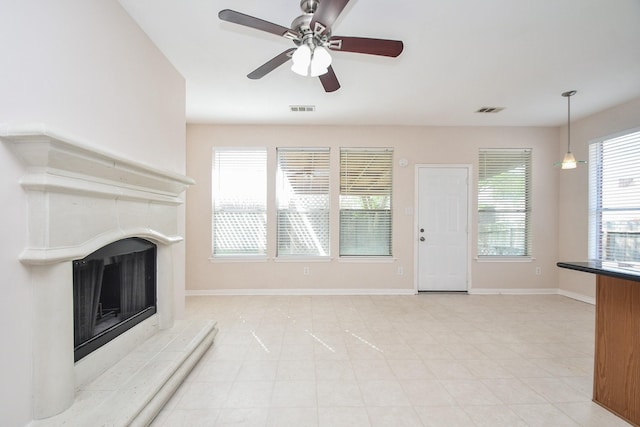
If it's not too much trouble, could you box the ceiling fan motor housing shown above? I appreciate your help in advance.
[300,0,319,14]
[291,13,330,47]
[291,13,313,36]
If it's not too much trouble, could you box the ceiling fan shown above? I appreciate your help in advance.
[218,0,404,92]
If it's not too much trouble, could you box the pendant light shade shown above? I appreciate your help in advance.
[561,151,577,169]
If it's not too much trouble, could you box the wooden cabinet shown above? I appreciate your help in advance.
[558,262,640,427]
[594,275,640,426]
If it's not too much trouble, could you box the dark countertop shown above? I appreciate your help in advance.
[557,261,640,282]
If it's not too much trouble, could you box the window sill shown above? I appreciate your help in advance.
[475,256,535,263]
[209,256,334,263]
[274,257,332,263]
[339,256,396,263]
[209,256,268,263]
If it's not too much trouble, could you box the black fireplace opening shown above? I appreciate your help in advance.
[73,237,157,362]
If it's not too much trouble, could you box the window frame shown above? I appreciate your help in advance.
[477,148,532,259]
[276,147,331,258]
[339,148,394,257]
[588,128,640,263]
[211,147,268,259]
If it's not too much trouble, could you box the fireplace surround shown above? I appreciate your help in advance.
[2,125,197,419]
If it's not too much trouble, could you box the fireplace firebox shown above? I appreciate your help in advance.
[73,237,157,362]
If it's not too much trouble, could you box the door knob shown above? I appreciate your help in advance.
[420,237,425,242]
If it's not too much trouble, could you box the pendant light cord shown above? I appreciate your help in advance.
[567,94,571,152]
[561,90,577,153]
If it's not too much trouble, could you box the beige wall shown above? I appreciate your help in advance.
[0,1,185,425]
[558,96,640,299]
[186,124,560,294]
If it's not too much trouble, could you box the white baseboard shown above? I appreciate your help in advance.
[185,287,596,304]
[186,288,417,296]
[468,288,558,295]
[468,287,595,305]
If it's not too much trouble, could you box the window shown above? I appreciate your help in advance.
[478,148,532,257]
[589,130,640,262]
[276,148,330,256]
[212,148,267,257]
[339,148,393,256]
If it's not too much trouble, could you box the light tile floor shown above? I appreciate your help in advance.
[151,294,631,427]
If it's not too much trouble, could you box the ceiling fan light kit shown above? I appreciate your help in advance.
[291,44,332,77]
[218,0,404,92]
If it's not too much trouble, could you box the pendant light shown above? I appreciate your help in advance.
[559,90,585,169]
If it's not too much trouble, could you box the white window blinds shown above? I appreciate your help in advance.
[589,130,640,262]
[277,148,330,256]
[212,148,267,256]
[478,148,532,257]
[339,148,393,256]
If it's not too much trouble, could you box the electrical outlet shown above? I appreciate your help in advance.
[303,266,310,276]
[535,267,541,275]
[397,266,404,276]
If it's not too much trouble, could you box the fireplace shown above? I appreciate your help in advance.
[73,237,157,362]
[2,126,199,419]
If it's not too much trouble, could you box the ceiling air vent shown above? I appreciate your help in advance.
[289,105,316,112]
[476,107,505,113]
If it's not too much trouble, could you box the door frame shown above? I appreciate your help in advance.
[413,164,473,293]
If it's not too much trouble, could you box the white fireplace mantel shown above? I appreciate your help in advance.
[1,124,195,265]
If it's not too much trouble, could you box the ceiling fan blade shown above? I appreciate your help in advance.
[310,0,350,30]
[247,48,296,79]
[319,66,340,92]
[329,36,404,57]
[219,9,292,37]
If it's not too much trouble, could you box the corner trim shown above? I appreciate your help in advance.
[557,289,596,305]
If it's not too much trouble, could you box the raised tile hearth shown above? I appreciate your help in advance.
[33,319,217,427]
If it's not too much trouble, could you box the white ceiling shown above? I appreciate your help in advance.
[119,0,640,127]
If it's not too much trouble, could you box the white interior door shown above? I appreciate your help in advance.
[417,166,469,291]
